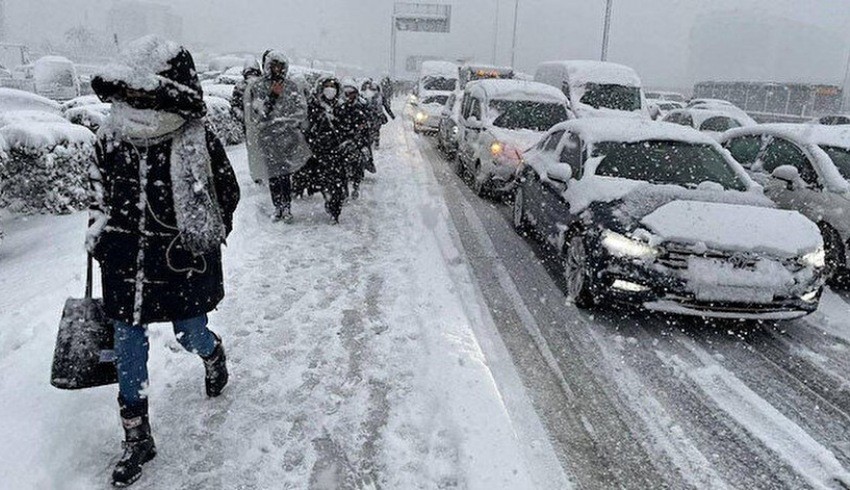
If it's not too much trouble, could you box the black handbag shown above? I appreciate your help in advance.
[50,253,117,390]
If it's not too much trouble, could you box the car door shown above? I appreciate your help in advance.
[523,130,565,227]
[439,93,456,142]
[540,133,582,246]
[460,96,484,169]
[754,137,823,215]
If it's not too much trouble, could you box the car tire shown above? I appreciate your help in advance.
[513,185,531,234]
[822,224,848,288]
[564,234,597,309]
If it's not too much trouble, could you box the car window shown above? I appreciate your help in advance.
[542,130,565,151]
[725,135,763,166]
[700,116,741,132]
[561,82,571,102]
[819,146,850,181]
[470,98,482,119]
[663,113,680,124]
[489,100,569,131]
[760,138,818,184]
[593,141,747,191]
[461,95,471,118]
[559,133,583,177]
[580,83,641,111]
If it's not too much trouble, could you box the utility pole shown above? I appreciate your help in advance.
[601,0,613,61]
[492,0,501,65]
[510,0,520,68]
[842,46,850,112]
[0,0,6,43]
[390,14,397,78]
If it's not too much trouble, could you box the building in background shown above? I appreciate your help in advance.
[107,1,183,47]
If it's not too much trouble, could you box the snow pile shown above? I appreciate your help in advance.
[469,79,566,104]
[204,95,243,145]
[0,110,68,127]
[64,103,111,133]
[60,95,102,112]
[559,60,642,88]
[641,200,822,257]
[0,122,95,214]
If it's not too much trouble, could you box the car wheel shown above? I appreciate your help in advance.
[822,225,848,287]
[564,234,596,309]
[513,185,530,234]
[472,161,486,197]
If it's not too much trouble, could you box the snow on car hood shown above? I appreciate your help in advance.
[641,200,822,257]
[488,126,545,152]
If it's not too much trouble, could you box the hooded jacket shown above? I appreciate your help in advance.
[305,76,343,156]
[244,50,310,178]
[88,36,240,325]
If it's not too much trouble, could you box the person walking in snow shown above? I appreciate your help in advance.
[245,50,310,222]
[305,76,348,222]
[380,75,395,103]
[361,78,395,149]
[231,61,261,129]
[88,35,240,487]
[336,82,372,200]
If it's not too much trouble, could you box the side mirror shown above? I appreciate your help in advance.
[546,163,573,184]
[772,165,804,189]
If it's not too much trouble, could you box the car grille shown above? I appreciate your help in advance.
[656,244,759,271]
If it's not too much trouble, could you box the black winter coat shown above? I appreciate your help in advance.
[305,98,343,156]
[90,128,240,325]
[335,100,371,149]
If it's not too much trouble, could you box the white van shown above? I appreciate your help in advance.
[416,61,459,100]
[33,56,80,102]
[534,60,649,119]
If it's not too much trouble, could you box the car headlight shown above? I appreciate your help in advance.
[452,125,459,135]
[490,141,504,156]
[601,230,658,260]
[415,112,428,122]
[800,247,826,268]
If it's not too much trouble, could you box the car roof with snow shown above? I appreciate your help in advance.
[723,123,850,149]
[538,60,642,87]
[667,108,754,126]
[550,119,719,146]
[465,79,567,103]
[0,88,61,114]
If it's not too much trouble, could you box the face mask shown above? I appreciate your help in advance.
[364,90,375,98]
[323,87,338,100]
[111,102,185,141]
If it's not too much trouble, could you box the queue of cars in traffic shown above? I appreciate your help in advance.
[411,59,848,322]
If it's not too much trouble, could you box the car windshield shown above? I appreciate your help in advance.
[580,83,642,111]
[422,95,449,106]
[820,146,850,180]
[422,76,457,91]
[593,140,748,191]
[489,99,568,131]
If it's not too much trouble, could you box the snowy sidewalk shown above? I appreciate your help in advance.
[0,118,563,489]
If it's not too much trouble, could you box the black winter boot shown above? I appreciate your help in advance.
[112,399,156,487]
[203,334,228,397]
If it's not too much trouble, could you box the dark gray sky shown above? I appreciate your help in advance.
[11,0,850,89]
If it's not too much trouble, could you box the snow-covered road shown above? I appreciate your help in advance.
[3,112,850,489]
[416,128,850,490]
[0,117,568,489]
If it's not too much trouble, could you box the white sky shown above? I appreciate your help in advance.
[11,0,850,89]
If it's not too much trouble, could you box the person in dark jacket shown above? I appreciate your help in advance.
[337,82,372,200]
[380,76,394,102]
[88,35,240,487]
[245,50,310,223]
[305,76,348,222]
[231,61,261,128]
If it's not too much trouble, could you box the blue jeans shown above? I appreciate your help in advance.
[114,315,216,407]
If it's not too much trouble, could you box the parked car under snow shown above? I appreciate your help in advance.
[513,119,826,320]
[720,123,850,283]
[663,107,756,139]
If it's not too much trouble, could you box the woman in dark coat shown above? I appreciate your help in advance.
[336,83,372,200]
[305,76,348,222]
[88,35,240,487]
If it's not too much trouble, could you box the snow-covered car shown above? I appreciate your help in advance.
[812,114,850,126]
[456,80,570,196]
[645,90,686,103]
[33,56,80,101]
[458,64,514,89]
[60,95,102,112]
[413,93,450,134]
[437,91,463,158]
[0,87,61,114]
[413,60,458,107]
[648,99,684,120]
[513,119,826,319]
[720,124,850,281]
[64,103,111,133]
[534,60,650,119]
[663,108,756,139]
[201,82,236,101]
[214,66,244,85]
[204,95,243,145]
